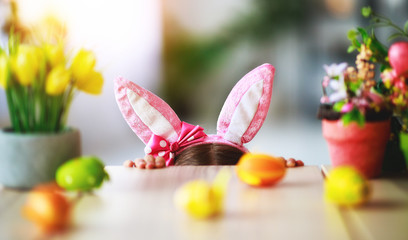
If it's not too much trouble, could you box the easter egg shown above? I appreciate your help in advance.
[22,183,71,233]
[389,41,408,77]
[236,153,286,186]
[325,166,371,206]
[56,156,109,191]
[174,180,219,219]
[174,168,231,219]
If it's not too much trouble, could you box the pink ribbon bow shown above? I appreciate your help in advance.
[145,122,207,166]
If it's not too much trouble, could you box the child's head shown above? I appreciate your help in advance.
[174,143,245,166]
[114,64,275,166]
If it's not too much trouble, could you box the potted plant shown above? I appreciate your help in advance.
[319,6,408,178]
[352,7,408,171]
[0,33,103,188]
[319,57,392,179]
[381,41,408,168]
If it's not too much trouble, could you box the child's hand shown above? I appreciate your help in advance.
[279,157,304,168]
[123,155,166,169]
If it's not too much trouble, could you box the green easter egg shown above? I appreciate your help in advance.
[56,156,109,191]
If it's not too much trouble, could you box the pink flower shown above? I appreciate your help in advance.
[388,42,408,78]
[341,103,353,113]
[396,81,404,90]
[320,96,330,104]
[322,76,330,87]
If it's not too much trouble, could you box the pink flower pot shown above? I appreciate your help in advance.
[322,119,391,178]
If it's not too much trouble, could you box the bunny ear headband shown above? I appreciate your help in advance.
[114,63,275,166]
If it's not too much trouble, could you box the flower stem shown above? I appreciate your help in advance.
[370,15,408,39]
[5,85,20,132]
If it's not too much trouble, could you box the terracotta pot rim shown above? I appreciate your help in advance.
[322,119,390,135]
[322,118,391,124]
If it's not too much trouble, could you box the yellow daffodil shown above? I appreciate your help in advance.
[70,49,96,81]
[44,43,65,68]
[46,65,71,96]
[4,32,104,133]
[11,45,41,86]
[0,53,8,89]
[69,49,103,94]
[74,70,103,95]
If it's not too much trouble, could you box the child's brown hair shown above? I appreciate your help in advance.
[174,143,245,166]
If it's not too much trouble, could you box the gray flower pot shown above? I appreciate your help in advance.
[0,128,81,189]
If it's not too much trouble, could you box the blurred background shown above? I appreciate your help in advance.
[0,0,407,165]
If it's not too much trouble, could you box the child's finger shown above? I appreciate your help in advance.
[145,155,155,169]
[155,157,166,168]
[278,157,286,165]
[135,158,146,168]
[123,160,135,168]
[286,158,297,168]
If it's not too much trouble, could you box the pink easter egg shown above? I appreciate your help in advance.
[388,41,408,77]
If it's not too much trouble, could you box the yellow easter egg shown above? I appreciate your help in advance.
[325,166,371,206]
[174,180,218,219]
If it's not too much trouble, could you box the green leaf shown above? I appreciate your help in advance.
[347,29,358,41]
[374,81,390,95]
[361,6,372,18]
[341,108,365,127]
[333,101,345,112]
[370,36,389,62]
[347,45,355,53]
[404,20,408,33]
[356,111,365,127]
[349,81,362,92]
[366,37,372,46]
[357,27,369,42]
[380,64,388,72]
[353,39,361,48]
[341,112,352,126]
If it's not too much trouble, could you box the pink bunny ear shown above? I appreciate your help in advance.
[217,63,275,145]
[114,77,182,144]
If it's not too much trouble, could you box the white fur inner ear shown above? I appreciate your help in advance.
[127,89,178,140]
[224,81,264,144]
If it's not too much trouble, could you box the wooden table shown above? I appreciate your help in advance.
[0,166,407,240]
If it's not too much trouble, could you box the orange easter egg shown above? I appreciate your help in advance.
[236,153,286,186]
[22,183,71,233]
